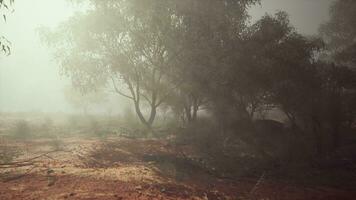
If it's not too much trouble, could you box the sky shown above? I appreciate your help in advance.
[0,0,75,113]
[249,0,334,35]
[0,0,335,113]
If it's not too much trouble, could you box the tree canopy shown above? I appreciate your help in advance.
[41,0,259,128]
[40,0,355,158]
[320,0,356,67]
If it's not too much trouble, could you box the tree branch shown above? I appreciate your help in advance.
[110,76,135,100]
[0,150,71,168]
[155,79,185,107]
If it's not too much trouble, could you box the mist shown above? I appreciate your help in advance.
[1,0,355,199]
[0,0,333,114]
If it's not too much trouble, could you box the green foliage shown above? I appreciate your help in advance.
[40,0,260,129]
[39,0,355,163]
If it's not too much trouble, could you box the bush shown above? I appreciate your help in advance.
[40,117,54,134]
[0,138,22,164]
[13,120,31,139]
[174,118,295,177]
[121,107,141,128]
[49,137,64,151]
[175,118,227,161]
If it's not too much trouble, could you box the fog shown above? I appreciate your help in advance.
[0,0,74,113]
[1,1,355,199]
[249,0,333,35]
[0,0,333,114]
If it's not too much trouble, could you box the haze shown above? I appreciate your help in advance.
[1,0,355,199]
[0,0,333,113]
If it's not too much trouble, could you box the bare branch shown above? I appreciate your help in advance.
[110,76,134,100]
[124,76,137,101]
[0,150,71,168]
[140,92,153,104]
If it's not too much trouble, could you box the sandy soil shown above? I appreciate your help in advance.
[0,137,355,200]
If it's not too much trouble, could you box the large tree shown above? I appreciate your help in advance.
[320,0,356,67]
[319,0,356,149]
[42,0,186,128]
[41,0,259,129]
[168,0,260,125]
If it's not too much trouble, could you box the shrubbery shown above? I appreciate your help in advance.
[0,138,22,164]
[13,120,31,139]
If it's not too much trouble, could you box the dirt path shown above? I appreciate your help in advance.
[0,137,355,200]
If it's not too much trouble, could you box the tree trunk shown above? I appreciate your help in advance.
[133,92,158,129]
[192,97,199,122]
[330,93,342,151]
[147,104,157,126]
[184,105,192,123]
[134,101,151,128]
[332,122,340,150]
[312,116,323,156]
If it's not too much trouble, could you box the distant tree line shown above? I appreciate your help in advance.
[41,0,355,158]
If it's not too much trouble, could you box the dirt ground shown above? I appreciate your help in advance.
[0,137,355,200]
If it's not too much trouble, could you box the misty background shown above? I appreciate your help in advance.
[0,0,334,114]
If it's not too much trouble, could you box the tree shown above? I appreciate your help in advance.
[251,12,323,125]
[319,0,356,150]
[0,0,14,55]
[168,0,260,127]
[220,12,332,156]
[63,86,108,115]
[320,0,356,68]
[41,0,186,128]
[41,0,259,129]
[251,10,355,154]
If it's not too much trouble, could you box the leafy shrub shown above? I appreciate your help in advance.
[13,120,31,139]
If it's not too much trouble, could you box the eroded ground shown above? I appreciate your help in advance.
[0,137,355,200]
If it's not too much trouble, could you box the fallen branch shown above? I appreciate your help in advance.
[249,171,266,197]
[0,150,71,168]
[2,165,37,182]
[0,162,39,169]
[0,149,73,182]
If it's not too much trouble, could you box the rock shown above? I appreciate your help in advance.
[47,181,55,187]
[114,195,123,200]
[135,185,143,190]
[47,176,56,187]
[47,169,55,174]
